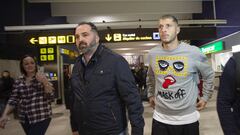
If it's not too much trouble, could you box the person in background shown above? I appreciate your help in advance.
[217,52,240,135]
[131,67,138,85]
[147,14,215,135]
[0,70,14,115]
[136,63,147,94]
[63,66,71,110]
[70,22,144,135]
[0,54,54,135]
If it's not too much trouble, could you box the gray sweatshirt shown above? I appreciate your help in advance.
[147,42,215,116]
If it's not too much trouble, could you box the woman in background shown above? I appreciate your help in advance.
[0,54,54,135]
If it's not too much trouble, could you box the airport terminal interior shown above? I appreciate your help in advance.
[1,0,240,135]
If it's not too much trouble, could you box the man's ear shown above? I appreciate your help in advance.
[177,26,180,34]
[96,35,100,43]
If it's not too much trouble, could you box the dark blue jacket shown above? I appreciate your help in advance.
[217,57,240,135]
[70,44,144,135]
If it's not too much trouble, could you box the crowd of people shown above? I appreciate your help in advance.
[0,14,238,135]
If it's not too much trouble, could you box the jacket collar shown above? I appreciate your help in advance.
[90,43,104,62]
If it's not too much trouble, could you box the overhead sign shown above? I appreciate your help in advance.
[24,27,216,45]
[29,35,75,45]
[200,41,224,54]
[153,32,160,40]
[60,48,78,58]
[100,29,160,43]
[232,44,240,53]
[99,27,216,43]
[108,33,153,42]
[39,47,56,62]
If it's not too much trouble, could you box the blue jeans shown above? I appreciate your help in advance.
[21,118,51,135]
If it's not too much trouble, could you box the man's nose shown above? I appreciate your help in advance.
[161,26,168,31]
[79,36,85,42]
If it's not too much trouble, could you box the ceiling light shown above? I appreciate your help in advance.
[122,53,135,56]
[144,43,159,46]
[142,50,150,52]
[91,16,115,23]
[113,48,135,51]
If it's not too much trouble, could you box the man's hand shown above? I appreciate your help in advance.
[149,96,155,109]
[196,99,207,111]
[0,115,9,129]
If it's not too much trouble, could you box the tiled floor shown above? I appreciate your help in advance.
[0,90,223,135]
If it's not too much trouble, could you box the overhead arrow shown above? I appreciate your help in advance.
[105,34,112,41]
[30,38,38,44]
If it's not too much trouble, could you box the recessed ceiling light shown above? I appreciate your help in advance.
[144,43,159,46]
[113,48,135,51]
[91,16,115,23]
[142,50,150,52]
[122,53,135,56]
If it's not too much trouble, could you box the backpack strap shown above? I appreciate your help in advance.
[233,52,240,92]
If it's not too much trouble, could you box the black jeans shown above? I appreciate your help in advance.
[0,100,5,115]
[151,119,199,135]
[21,118,51,135]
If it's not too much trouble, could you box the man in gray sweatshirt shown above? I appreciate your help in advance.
[147,14,215,135]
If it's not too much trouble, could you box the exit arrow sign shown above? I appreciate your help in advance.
[105,34,112,41]
[30,38,38,44]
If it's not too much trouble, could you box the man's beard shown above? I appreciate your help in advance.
[162,35,177,44]
[78,40,97,54]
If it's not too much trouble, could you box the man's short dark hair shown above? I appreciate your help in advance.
[160,14,178,24]
[77,22,99,35]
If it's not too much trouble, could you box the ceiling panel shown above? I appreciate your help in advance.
[66,14,193,23]
[26,0,220,55]
[51,1,202,16]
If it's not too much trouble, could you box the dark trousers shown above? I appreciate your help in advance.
[0,100,5,115]
[151,119,199,135]
[21,118,51,135]
[77,128,127,135]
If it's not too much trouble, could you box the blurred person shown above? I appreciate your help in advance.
[0,70,14,115]
[131,67,138,85]
[0,54,54,135]
[70,22,144,135]
[217,52,240,135]
[147,14,215,135]
[63,65,71,109]
[136,63,147,93]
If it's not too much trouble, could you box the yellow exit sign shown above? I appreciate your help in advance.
[39,47,56,62]
[30,35,75,45]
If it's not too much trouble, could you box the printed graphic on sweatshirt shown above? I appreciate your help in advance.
[154,56,188,100]
[157,88,186,100]
[154,56,188,77]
